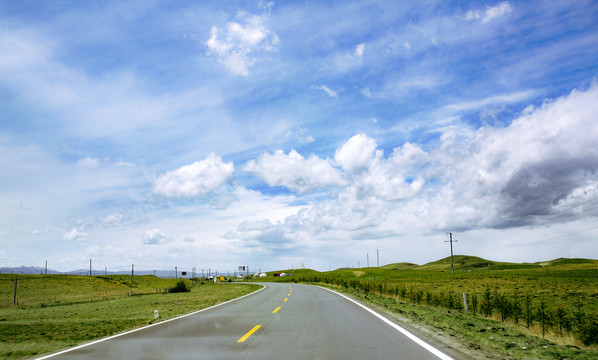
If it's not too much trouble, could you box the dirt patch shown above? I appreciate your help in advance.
[353,271,365,277]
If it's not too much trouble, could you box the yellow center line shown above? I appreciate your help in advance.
[283,298,288,302]
[272,306,281,313]
[237,325,262,343]
[288,293,291,296]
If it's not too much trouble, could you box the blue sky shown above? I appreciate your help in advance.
[1,1,598,273]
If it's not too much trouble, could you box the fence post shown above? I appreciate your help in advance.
[463,293,468,312]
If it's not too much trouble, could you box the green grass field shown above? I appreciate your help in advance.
[0,275,260,359]
[261,255,598,359]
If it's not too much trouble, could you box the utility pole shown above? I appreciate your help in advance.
[175,266,178,279]
[131,264,134,287]
[367,253,369,267]
[445,232,457,278]
[13,278,17,305]
[377,249,379,267]
[90,259,92,276]
[45,260,47,275]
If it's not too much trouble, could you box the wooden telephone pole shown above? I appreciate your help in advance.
[445,232,457,278]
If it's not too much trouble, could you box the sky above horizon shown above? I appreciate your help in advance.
[1,1,598,273]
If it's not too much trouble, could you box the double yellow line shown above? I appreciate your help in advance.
[237,286,292,343]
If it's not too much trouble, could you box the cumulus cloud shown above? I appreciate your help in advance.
[241,83,598,244]
[241,134,430,246]
[206,10,279,76]
[334,133,379,173]
[142,229,170,245]
[335,136,427,201]
[62,229,89,242]
[426,82,598,229]
[153,153,234,199]
[244,150,344,193]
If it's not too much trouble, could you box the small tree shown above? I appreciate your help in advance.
[169,280,190,293]
[523,294,534,329]
[495,292,510,322]
[470,294,478,315]
[510,292,522,324]
[535,301,550,338]
[579,314,598,346]
[480,286,493,317]
[572,301,585,332]
[552,303,570,337]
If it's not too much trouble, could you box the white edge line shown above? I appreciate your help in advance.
[35,284,267,360]
[317,286,453,360]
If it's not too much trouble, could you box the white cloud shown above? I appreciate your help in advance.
[244,150,345,193]
[466,2,513,24]
[86,245,102,257]
[153,153,234,199]
[142,229,170,245]
[312,85,338,98]
[62,229,89,242]
[30,227,51,235]
[205,10,279,76]
[77,157,99,169]
[233,219,288,246]
[101,213,123,227]
[425,82,598,230]
[355,43,365,57]
[334,133,378,173]
[341,138,427,201]
[443,90,536,113]
[240,80,598,250]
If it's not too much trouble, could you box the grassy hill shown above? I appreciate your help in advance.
[377,255,598,271]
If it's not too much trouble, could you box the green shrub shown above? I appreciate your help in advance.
[168,280,190,293]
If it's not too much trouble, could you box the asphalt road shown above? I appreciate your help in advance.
[39,283,453,360]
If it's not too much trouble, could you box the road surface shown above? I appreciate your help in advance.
[38,283,454,359]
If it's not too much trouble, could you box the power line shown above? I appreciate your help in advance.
[541,224,598,242]
[520,193,598,220]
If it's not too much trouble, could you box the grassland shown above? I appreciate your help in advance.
[0,275,260,359]
[261,255,598,359]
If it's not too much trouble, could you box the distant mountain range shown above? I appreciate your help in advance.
[0,266,61,275]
